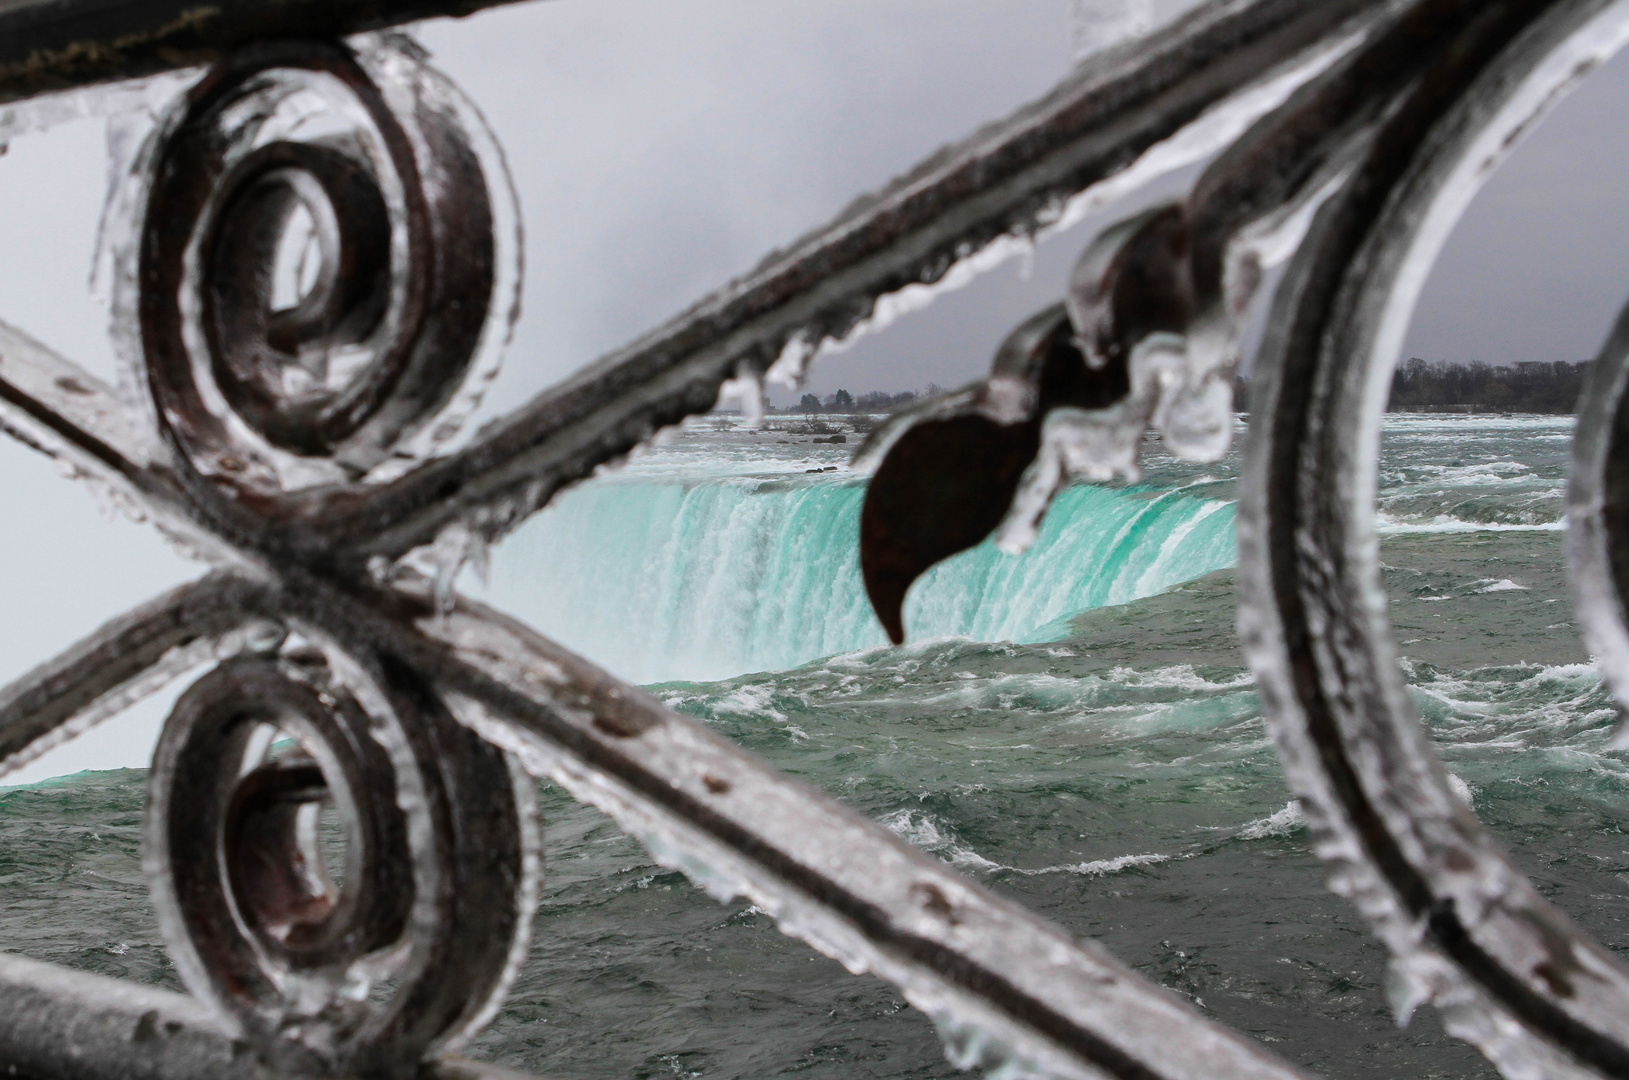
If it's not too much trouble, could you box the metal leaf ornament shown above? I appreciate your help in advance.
[858,204,1197,643]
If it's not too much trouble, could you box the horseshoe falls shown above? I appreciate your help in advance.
[483,464,1236,684]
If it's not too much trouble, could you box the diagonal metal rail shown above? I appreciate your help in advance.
[313,0,1386,567]
[0,357,1317,1079]
[0,0,528,106]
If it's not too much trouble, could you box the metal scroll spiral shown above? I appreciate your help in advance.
[116,39,538,1076]
[120,37,510,520]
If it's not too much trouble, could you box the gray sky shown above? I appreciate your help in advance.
[1406,41,1629,366]
[0,0,1624,780]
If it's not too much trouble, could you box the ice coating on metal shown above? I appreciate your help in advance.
[1237,2,1629,1079]
[1569,296,1629,741]
[0,69,199,149]
[1,2,1629,1079]
[0,316,244,566]
[897,0,1480,578]
[352,31,525,478]
[312,0,1392,568]
[143,641,537,1074]
[107,34,518,504]
[0,948,543,1080]
[419,590,1310,1080]
[853,2,1410,618]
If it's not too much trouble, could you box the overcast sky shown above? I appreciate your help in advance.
[0,0,1625,781]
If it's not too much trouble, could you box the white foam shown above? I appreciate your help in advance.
[1380,415,1575,434]
[879,809,1002,872]
[1446,772,1475,809]
[1474,579,1528,593]
[879,808,1172,877]
[1102,664,1256,692]
[1237,801,1304,840]
[1002,853,1172,877]
[1374,513,1563,534]
[1131,499,1230,597]
[710,683,784,719]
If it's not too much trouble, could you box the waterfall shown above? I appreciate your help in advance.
[486,474,1237,684]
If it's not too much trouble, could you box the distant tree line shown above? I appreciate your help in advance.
[793,386,944,413]
[784,361,1589,417]
[1233,359,1591,414]
[1386,358,1588,413]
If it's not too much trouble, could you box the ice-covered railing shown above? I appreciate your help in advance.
[4,1,1629,1078]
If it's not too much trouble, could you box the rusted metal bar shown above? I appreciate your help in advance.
[852,0,1560,639]
[407,588,1311,1080]
[0,319,242,567]
[0,549,1318,1080]
[0,0,539,107]
[1238,0,1629,1075]
[0,951,539,1080]
[0,574,250,778]
[216,564,1325,1080]
[315,0,1391,566]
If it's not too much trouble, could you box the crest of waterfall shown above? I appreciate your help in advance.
[487,474,1236,684]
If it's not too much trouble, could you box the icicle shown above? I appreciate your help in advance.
[765,333,817,389]
[1385,954,1441,1028]
[367,555,397,587]
[410,522,491,614]
[714,361,767,429]
[466,527,492,589]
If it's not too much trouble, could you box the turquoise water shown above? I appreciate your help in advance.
[5,413,1621,1080]
[486,426,1238,683]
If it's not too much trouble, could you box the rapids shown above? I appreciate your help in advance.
[4,412,1617,1080]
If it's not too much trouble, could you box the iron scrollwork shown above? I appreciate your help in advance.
[0,1,1626,1079]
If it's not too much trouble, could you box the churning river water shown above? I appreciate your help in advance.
[4,413,1621,1080]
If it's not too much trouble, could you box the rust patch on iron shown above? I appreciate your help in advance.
[909,881,961,925]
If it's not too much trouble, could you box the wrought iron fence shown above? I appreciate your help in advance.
[1,0,1628,1077]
